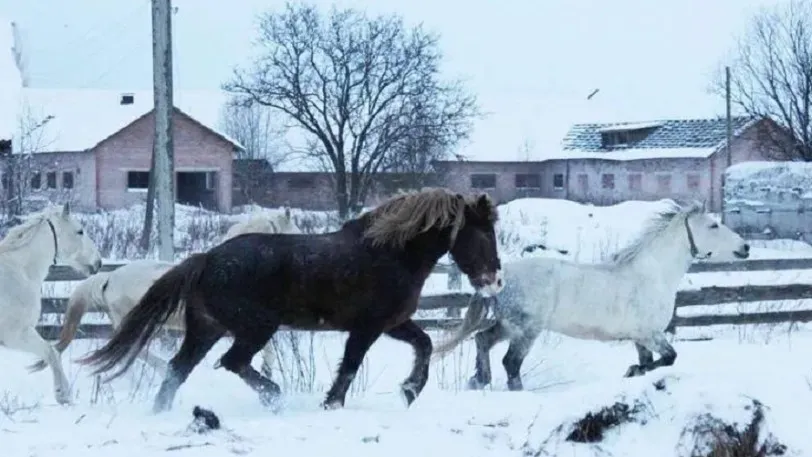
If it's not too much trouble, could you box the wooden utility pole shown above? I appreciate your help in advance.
[151,0,175,261]
[722,66,732,224]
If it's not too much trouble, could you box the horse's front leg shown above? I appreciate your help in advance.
[322,326,382,409]
[11,327,71,405]
[468,321,508,390]
[624,334,676,377]
[384,319,432,406]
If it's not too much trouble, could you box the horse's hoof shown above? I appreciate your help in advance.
[321,399,343,410]
[258,390,281,408]
[55,388,72,405]
[624,365,646,378]
[399,382,419,407]
[466,376,487,391]
[506,378,523,391]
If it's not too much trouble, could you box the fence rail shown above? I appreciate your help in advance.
[36,257,812,340]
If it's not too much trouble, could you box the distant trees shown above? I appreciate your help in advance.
[1,106,52,221]
[715,0,812,160]
[224,3,479,217]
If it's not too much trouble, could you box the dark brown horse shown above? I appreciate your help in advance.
[77,188,504,412]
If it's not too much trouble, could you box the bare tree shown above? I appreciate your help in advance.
[1,105,52,221]
[714,0,812,159]
[220,101,288,164]
[224,3,479,217]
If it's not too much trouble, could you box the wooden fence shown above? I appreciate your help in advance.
[35,257,812,340]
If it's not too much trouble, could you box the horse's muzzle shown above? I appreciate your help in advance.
[470,270,504,297]
[733,243,750,259]
[89,259,103,274]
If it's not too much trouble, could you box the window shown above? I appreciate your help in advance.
[470,173,496,189]
[287,175,314,189]
[628,173,642,191]
[46,171,57,189]
[553,173,565,190]
[601,173,615,189]
[577,174,588,193]
[205,171,216,190]
[657,174,672,193]
[127,171,150,190]
[30,172,41,189]
[514,173,540,189]
[62,171,74,189]
[686,173,700,190]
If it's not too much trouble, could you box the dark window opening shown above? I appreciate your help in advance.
[127,171,150,190]
[62,171,74,189]
[470,173,496,189]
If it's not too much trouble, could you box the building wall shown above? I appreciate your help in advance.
[24,151,97,211]
[564,157,711,206]
[434,161,569,203]
[94,110,235,212]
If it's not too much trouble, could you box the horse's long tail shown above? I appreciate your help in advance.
[28,274,111,373]
[432,295,495,359]
[76,253,208,382]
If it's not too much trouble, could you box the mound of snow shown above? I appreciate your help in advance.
[725,161,812,204]
[523,373,804,457]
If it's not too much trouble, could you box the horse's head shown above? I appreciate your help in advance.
[683,201,749,261]
[48,203,103,276]
[450,193,504,297]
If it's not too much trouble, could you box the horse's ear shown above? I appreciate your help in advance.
[62,202,71,217]
[475,193,497,220]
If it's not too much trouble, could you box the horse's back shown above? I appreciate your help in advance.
[198,230,418,329]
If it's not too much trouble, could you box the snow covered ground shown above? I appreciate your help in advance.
[4,197,812,456]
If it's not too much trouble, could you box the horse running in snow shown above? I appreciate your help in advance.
[32,213,301,376]
[433,199,750,390]
[77,188,504,412]
[0,203,102,404]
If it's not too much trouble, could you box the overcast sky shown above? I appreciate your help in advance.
[0,0,785,160]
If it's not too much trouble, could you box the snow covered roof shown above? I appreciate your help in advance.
[17,88,244,153]
[555,116,757,161]
[0,17,22,142]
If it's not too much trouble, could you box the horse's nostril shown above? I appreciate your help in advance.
[496,278,503,287]
[743,243,750,252]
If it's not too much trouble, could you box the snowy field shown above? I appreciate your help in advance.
[5,197,812,456]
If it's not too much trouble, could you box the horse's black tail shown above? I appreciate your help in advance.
[76,253,208,382]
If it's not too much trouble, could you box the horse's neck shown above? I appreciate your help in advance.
[403,228,451,276]
[3,221,55,281]
[622,218,694,286]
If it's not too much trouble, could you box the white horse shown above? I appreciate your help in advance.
[28,259,177,374]
[433,199,750,390]
[32,211,300,378]
[0,203,102,404]
[222,207,296,242]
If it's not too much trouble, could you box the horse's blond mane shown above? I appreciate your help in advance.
[362,187,496,249]
[0,206,60,256]
[609,199,704,266]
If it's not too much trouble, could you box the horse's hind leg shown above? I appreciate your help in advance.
[502,328,540,391]
[217,331,282,407]
[468,322,508,390]
[624,334,676,378]
[6,327,71,404]
[385,319,432,406]
[634,342,654,366]
[153,316,224,413]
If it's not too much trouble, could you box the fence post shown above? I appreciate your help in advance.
[446,263,462,317]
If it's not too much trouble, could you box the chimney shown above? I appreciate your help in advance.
[120,93,135,105]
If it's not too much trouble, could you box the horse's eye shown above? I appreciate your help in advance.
[77,230,84,235]
[709,223,719,229]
